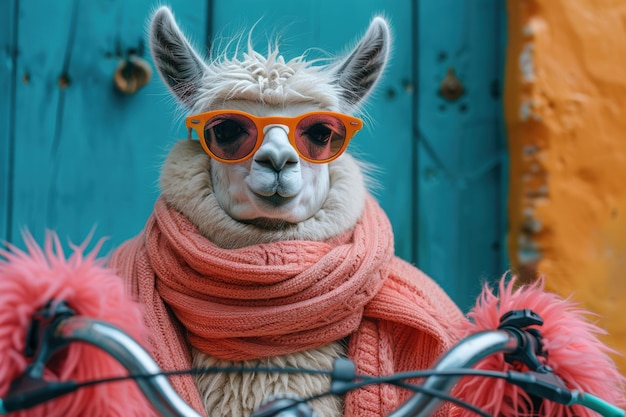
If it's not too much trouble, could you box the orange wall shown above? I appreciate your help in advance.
[505,0,626,371]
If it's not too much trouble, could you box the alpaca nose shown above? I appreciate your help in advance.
[254,125,299,171]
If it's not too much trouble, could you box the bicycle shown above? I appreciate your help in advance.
[1,300,623,417]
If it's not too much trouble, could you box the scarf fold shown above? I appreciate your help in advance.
[148,195,392,359]
[110,195,464,417]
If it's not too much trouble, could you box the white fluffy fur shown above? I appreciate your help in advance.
[150,6,390,416]
[189,49,344,114]
[192,343,346,417]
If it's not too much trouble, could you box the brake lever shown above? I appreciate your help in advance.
[1,301,78,413]
[499,309,551,373]
[499,309,574,407]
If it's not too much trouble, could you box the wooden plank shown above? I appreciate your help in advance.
[416,0,505,310]
[0,0,17,243]
[10,0,207,252]
[211,0,416,261]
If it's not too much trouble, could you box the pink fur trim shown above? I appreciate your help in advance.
[453,276,626,417]
[0,232,154,417]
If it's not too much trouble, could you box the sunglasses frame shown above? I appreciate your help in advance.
[185,109,363,164]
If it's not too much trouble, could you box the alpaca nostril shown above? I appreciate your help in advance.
[255,157,297,172]
[255,158,278,171]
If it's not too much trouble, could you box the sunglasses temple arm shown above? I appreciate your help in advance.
[187,128,193,141]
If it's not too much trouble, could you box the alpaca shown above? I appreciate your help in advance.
[109,6,465,417]
[0,10,622,417]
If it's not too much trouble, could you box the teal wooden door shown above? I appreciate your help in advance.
[1,0,505,310]
[0,0,207,253]
[415,1,507,309]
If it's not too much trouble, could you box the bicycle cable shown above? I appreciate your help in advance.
[9,365,518,417]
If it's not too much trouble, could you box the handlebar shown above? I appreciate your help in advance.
[1,313,200,417]
[388,330,520,417]
[56,317,202,417]
[1,306,623,417]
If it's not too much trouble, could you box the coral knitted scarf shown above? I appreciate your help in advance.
[110,196,464,417]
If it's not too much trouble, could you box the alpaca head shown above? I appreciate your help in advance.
[149,7,390,242]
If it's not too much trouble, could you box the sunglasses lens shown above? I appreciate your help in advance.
[203,113,258,161]
[295,114,347,161]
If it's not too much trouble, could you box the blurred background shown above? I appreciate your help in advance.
[0,0,624,372]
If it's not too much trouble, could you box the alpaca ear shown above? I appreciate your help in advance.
[333,16,391,108]
[149,6,209,107]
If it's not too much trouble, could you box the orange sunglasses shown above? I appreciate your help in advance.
[186,110,363,164]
